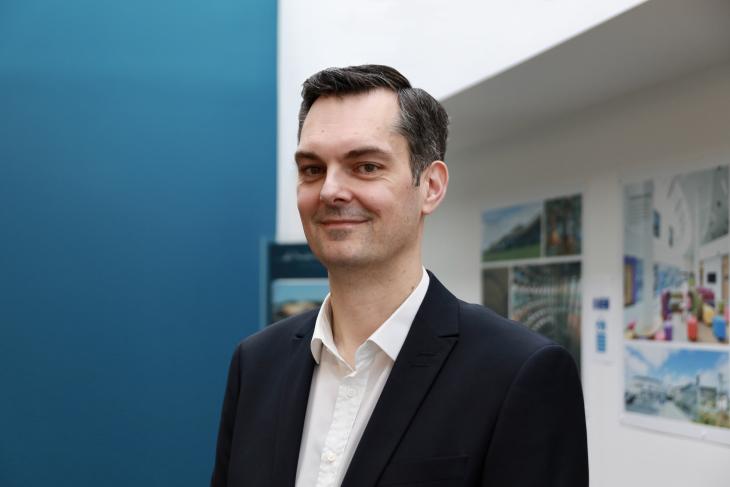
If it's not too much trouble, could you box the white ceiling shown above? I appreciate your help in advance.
[443,0,730,156]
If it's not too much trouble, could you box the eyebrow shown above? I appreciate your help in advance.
[294,150,323,165]
[294,146,392,165]
[343,146,392,160]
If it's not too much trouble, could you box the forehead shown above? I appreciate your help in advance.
[298,89,406,155]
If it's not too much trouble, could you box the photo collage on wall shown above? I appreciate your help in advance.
[623,165,730,441]
[481,194,582,368]
[265,243,329,326]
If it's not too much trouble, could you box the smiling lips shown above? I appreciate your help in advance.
[318,219,368,227]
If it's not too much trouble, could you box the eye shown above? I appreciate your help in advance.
[299,165,324,178]
[356,163,380,174]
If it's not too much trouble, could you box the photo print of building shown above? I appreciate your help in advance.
[512,263,582,365]
[623,166,729,345]
[624,344,730,430]
[481,195,582,367]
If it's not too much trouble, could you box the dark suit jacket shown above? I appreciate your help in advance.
[211,272,588,486]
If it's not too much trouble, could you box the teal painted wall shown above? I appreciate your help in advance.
[0,1,276,485]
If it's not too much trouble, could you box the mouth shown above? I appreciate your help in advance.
[318,219,368,229]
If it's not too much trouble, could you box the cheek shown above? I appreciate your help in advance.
[384,186,422,216]
[358,182,405,208]
[357,191,390,216]
[296,186,319,215]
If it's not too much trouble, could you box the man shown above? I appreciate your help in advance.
[211,65,588,487]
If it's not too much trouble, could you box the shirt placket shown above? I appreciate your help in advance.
[315,347,374,487]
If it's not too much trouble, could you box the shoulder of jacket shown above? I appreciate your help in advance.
[236,307,318,352]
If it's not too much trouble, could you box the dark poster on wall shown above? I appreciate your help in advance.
[264,243,329,326]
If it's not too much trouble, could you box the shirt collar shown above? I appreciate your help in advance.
[310,268,430,364]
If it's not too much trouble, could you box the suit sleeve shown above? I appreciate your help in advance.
[481,345,588,487]
[210,345,242,487]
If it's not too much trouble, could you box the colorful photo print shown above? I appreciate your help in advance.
[624,344,730,429]
[624,256,644,307]
[624,166,730,345]
[511,262,582,366]
[270,278,329,323]
[545,194,582,256]
[481,267,509,318]
[482,202,542,262]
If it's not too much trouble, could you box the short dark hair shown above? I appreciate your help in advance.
[298,64,449,185]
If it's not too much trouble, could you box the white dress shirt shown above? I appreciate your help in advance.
[294,269,430,487]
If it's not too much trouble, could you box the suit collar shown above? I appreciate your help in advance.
[419,270,460,337]
[341,271,460,487]
[310,267,431,365]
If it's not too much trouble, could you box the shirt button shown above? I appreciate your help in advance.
[325,451,337,463]
[346,387,356,398]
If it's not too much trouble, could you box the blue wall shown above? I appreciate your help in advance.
[0,2,276,485]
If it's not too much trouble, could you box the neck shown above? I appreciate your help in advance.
[326,256,423,367]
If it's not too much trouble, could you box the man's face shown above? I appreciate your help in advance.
[295,89,427,270]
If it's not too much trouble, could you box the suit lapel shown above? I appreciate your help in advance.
[341,273,460,487]
[271,316,317,486]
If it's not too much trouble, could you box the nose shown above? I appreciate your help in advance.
[319,167,352,205]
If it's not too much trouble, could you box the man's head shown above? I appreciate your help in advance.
[298,65,449,185]
[295,65,449,271]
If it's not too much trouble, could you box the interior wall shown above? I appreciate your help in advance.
[0,2,276,486]
[424,62,730,487]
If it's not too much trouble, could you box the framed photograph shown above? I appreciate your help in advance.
[263,243,328,326]
[481,202,542,262]
[623,343,730,444]
[623,166,729,345]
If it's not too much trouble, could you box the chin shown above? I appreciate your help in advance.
[314,246,375,269]
[317,253,368,269]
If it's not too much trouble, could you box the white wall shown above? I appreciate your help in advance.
[277,0,645,242]
[424,63,730,487]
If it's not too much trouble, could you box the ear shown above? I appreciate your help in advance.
[420,160,448,215]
